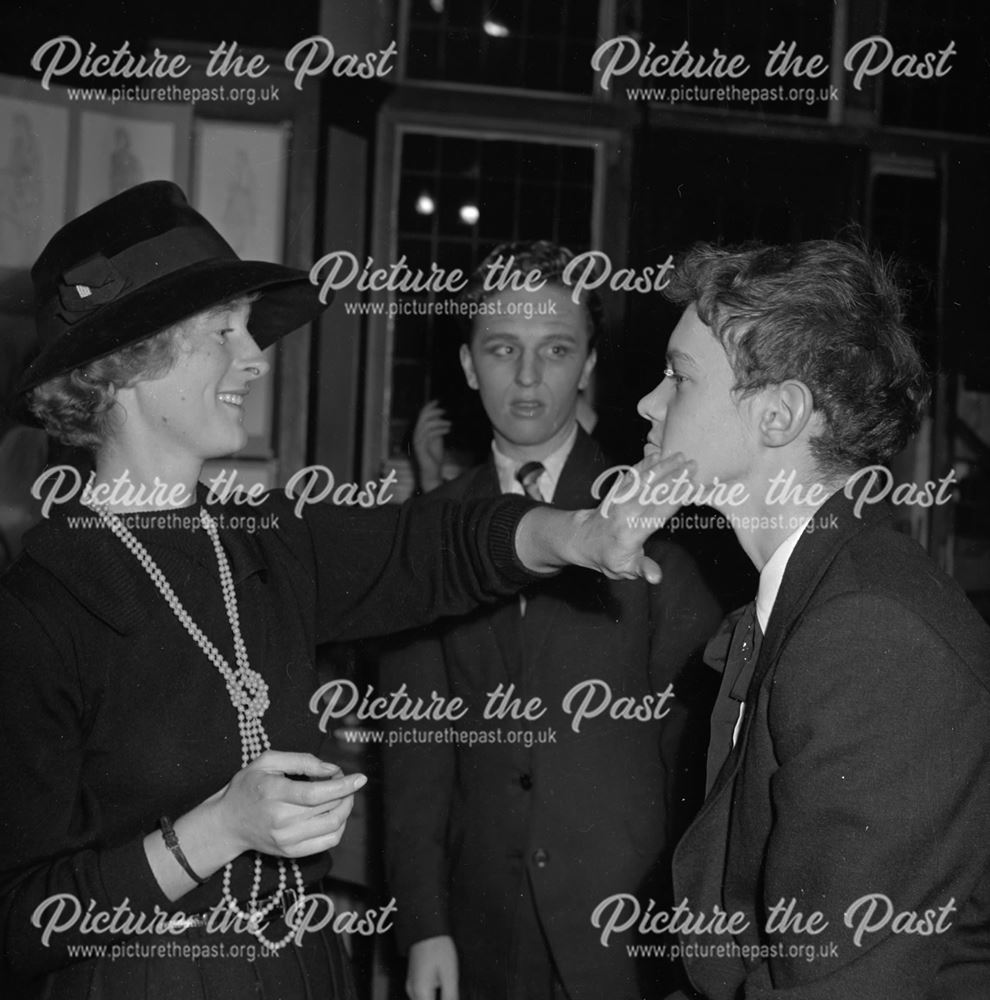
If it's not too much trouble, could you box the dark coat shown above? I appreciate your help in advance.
[0,486,534,997]
[382,429,723,1000]
[669,491,990,1000]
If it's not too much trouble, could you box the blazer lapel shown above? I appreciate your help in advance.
[673,492,892,999]
[461,459,527,684]
[520,428,607,667]
[754,491,886,690]
[678,491,896,832]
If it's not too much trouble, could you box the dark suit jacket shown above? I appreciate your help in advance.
[669,490,990,1000]
[381,429,723,1000]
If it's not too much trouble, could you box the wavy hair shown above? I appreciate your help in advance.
[664,240,931,475]
[27,328,182,450]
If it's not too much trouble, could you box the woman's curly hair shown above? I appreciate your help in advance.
[27,328,181,450]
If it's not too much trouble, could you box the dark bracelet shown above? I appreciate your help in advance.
[159,815,208,885]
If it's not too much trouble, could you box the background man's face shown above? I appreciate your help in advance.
[637,304,755,488]
[460,284,596,459]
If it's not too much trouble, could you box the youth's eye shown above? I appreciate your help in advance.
[546,344,571,358]
[215,329,230,343]
[663,366,686,385]
[489,344,515,357]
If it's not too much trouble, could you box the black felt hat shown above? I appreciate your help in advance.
[14,180,330,414]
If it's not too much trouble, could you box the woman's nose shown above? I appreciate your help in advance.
[238,333,271,379]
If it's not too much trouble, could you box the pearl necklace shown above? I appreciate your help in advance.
[88,503,305,952]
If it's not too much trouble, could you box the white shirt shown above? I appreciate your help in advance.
[492,422,578,502]
[756,518,812,634]
[732,515,814,745]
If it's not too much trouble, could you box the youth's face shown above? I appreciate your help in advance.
[637,305,756,487]
[460,285,596,459]
[118,299,269,464]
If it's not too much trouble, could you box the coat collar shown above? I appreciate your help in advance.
[673,489,898,998]
[755,488,891,689]
[20,482,267,636]
[702,488,891,804]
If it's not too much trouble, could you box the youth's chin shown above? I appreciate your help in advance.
[493,417,553,448]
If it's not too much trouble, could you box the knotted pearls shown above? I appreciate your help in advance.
[88,504,306,952]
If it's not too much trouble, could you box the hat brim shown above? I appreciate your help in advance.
[12,259,331,421]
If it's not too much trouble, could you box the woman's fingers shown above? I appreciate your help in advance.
[249,750,341,779]
[218,752,367,856]
[278,772,367,808]
[267,789,358,856]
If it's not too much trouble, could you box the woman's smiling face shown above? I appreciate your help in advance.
[113,298,270,466]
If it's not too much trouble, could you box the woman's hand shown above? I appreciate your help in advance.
[146,751,366,900]
[214,750,366,858]
[514,451,696,583]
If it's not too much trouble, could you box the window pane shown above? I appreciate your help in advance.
[404,0,598,93]
[387,130,596,458]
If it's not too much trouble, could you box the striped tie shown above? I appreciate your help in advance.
[515,462,545,616]
[515,461,545,502]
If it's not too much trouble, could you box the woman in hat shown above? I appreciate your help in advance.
[0,181,680,999]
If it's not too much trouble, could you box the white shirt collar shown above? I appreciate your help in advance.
[755,517,812,634]
[492,422,579,501]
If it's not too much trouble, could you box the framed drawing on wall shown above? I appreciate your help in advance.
[75,103,191,216]
[193,119,290,458]
[0,74,70,288]
[193,120,289,263]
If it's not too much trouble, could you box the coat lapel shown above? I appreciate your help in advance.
[674,491,895,876]
[519,429,609,667]
[456,460,527,684]
[672,491,893,997]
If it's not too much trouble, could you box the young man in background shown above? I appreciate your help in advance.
[382,241,723,1000]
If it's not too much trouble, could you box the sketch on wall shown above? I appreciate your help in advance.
[0,90,69,269]
[193,120,288,263]
[76,110,177,214]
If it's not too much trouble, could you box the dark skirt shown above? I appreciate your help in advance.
[27,919,359,1000]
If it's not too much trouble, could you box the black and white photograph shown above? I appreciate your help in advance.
[1,2,988,999]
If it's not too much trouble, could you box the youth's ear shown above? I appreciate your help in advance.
[578,348,597,391]
[459,344,479,390]
[757,380,816,448]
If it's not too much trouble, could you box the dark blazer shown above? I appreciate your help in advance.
[382,428,723,1000]
[669,490,990,1000]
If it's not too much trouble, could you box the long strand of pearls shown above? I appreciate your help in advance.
[88,504,305,952]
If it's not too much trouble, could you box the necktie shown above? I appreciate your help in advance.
[515,462,545,616]
[704,601,763,793]
[515,461,546,502]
